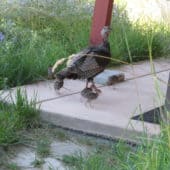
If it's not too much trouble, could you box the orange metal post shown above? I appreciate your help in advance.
[90,0,114,45]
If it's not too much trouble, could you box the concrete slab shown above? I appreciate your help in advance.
[0,71,123,103]
[0,79,88,103]
[1,59,170,142]
[117,58,170,80]
[39,71,169,142]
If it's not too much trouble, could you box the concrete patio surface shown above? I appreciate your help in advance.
[1,59,170,142]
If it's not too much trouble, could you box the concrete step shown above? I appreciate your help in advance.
[39,71,169,142]
[1,59,170,142]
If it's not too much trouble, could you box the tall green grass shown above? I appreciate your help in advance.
[0,0,91,87]
[0,89,39,145]
[0,0,170,87]
[64,129,170,170]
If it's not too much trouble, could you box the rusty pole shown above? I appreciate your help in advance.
[90,0,114,45]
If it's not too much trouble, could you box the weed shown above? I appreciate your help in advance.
[53,130,69,141]
[5,163,20,170]
[14,88,40,128]
[0,88,39,145]
[36,138,51,157]
[63,152,117,170]
[64,134,170,170]
[0,111,19,144]
[62,154,83,167]
[76,137,94,147]
[32,158,45,168]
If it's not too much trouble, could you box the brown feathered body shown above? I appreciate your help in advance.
[54,40,111,90]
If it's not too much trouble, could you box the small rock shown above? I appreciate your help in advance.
[107,73,125,85]
[94,69,125,85]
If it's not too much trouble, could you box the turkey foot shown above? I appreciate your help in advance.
[90,84,102,93]
[54,79,63,90]
[81,87,99,108]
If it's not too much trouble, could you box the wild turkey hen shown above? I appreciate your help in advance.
[53,26,111,93]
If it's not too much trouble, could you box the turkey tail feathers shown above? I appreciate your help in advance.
[52,58,67,73]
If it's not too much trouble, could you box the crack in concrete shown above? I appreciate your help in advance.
[36,68,170,104]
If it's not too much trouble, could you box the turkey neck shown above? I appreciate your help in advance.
[94,39,111,67]
[102,39,110,52]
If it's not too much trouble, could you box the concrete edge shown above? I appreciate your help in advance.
[40,109,160,143]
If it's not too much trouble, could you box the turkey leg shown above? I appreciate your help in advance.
[90,81,102,93]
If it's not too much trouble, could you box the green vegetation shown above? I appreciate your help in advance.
[36,138,51,157]
[0,89,39,145]
[52,129,70,141]
[61,126,170,170]
[0,0,91,88]
[5,163,21,170]
[62,154,84,167]
[32,158,45,168]
[0,0,170,88]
